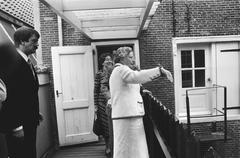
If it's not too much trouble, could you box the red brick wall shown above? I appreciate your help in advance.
[139,0,240,157]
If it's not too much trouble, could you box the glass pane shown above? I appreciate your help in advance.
[194,50,205,67]
[182,70,192,88]
[195,70,205,87]
[181,50,192,68]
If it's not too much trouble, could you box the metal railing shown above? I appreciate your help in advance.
[185,85,227,141]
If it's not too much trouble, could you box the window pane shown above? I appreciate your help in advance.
[194,50,205,67]
[182,70,192,88]
[195,70,205,87]
[181,50,192,68]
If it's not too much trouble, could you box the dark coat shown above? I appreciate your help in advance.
[0,42,39,132]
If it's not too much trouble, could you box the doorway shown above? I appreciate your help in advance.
[96,44,133,70]
[91,40,140,73]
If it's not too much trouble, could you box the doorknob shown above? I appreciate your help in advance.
[207,78,211,82]
[56,90,62,97]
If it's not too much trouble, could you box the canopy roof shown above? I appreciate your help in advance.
[40,0,160,40]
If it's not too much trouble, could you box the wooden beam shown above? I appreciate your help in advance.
[92,30,137,40]
[88,26,138,32]
[82,18,140,28]
[137,0,155,37]
[62,0,147,11]
[40,0,63,11]
[40,0,93,39]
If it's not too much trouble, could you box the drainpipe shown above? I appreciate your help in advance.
[58,16,63,46]
[171,0,176,37]
[32,0,42,64]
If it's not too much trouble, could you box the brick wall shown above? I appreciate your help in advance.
[139,1,175,112]
[139,0,240,157]
[62,21,91,45]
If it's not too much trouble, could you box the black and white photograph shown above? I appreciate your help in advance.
[0,0,240,158]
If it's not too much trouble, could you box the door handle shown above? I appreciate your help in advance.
[56,90,62,97]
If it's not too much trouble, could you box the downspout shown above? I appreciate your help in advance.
[32,0,42,64]
[171,0,176,37]
[57,16,63,46]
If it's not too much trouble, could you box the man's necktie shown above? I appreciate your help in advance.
[27,59,36,79]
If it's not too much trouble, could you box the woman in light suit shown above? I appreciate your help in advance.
[109,47,173,158]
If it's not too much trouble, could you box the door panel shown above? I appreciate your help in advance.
[178,44,211,116]
[216,42,240,115]
[52,46,97,146]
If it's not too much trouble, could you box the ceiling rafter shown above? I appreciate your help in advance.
[40,0,159,40]
[137,0,155,37]
[92,30,137,40]
[88,26,138,32]
[41,0,93,39]
[62,0,147,11]
[81,17,140,28]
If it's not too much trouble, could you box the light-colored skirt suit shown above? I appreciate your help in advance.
[113,117,149,158]
[110,63,161,158]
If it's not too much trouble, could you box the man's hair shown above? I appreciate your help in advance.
[14,26,40,47]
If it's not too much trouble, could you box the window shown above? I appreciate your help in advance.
[181,49,205,88]
[174,36,240,122]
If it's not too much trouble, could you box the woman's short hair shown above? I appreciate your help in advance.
[113,47,133,63]
[14,26,40,47]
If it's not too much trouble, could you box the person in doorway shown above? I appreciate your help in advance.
[109,46,173,158]
[94,53,114,157]
[0,26,42,158]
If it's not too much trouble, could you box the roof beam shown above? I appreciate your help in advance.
[89,26,138,32]
[82,18,140,28]
[137,0,155,37]
[40,0,93,39]
[62,0,147,11]
[92,30,137,40]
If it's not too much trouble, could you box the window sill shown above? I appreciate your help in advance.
[178,114,240,123]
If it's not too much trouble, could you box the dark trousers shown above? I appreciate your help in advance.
[0,133,8,158]
[106,105,113,158]
[6,124,37,158]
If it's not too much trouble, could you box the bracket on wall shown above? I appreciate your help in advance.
[221,49,240,52]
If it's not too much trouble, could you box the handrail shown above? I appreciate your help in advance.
[142,92,200,158]
[152,121,172,158]
[185,85,227,141]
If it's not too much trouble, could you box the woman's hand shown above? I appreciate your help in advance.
[160,67,173,83]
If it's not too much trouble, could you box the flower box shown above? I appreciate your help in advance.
[37,72,50,85]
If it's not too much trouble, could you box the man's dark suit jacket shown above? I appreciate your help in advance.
[0,42,40,132]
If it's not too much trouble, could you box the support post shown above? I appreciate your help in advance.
[186,90,191,135]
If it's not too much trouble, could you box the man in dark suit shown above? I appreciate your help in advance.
[0,26,42,158]
[0,78,7,158]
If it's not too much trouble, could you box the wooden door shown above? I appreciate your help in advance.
[52,46,97,146]
[178,44,212,116]
[215,42,240,115]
